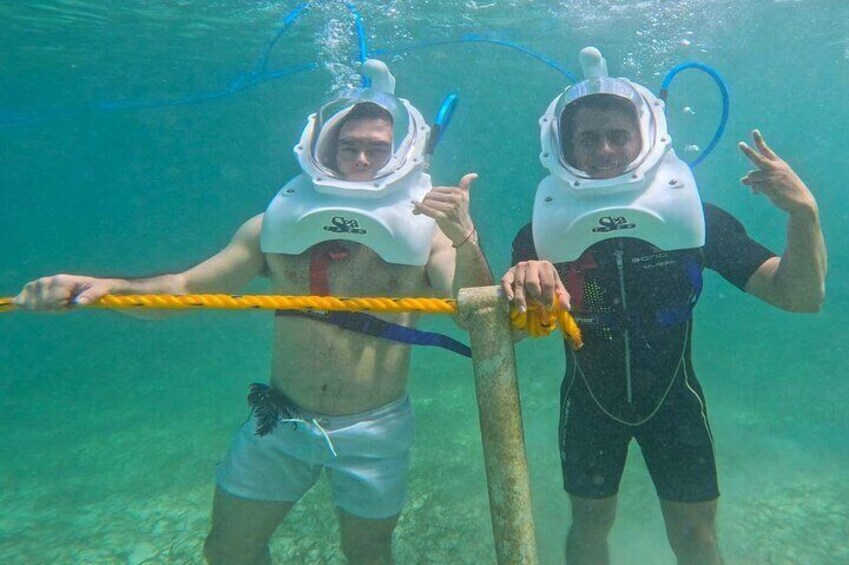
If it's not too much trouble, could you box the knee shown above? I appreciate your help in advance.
[667,522,719,560]
[569,498,617,540]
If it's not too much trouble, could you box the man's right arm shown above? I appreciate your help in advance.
[13,214,267,318]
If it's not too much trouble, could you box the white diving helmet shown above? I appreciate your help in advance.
[261,59,436,266]
[533,47,705,263]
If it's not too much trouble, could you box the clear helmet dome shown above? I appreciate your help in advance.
[540,47,671,190]
[295,60,429,194]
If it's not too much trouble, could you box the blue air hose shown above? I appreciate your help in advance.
[372,34,577,84]
[257,2,313,75]
[3,3,579,125]
[659,62,730,168]
[345,2,371,87]
[425,93,459,156]
[95,32,573,115]
[99,1,319,113]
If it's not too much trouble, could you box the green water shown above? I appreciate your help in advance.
[1,1,847,563]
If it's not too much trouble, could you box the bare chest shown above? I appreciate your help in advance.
[265,243,430,297]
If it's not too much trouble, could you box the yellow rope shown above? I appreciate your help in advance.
[0,293,582,347]
[510,303,584,350]
[0,294,457,314]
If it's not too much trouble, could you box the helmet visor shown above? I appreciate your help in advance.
[554,79,655,179]
[309,89,416,181]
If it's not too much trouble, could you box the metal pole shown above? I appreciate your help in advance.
[458,285,537,565]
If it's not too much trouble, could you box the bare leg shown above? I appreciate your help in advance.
[660,499,723,565]
[566,494,617,565]
[204,486,295,565]
[336,507,400,565]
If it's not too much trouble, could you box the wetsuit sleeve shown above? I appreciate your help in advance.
[511,223,538,265]
[703,203,777,290]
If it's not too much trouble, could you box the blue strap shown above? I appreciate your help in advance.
[276,310,471,358]
[654,256,703,327]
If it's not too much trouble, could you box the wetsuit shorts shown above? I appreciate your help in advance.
[216,393,414,520]
[559,367,719,503]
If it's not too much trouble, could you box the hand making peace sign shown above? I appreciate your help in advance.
[739,129,817,215]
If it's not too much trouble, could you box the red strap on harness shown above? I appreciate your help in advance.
[309,243,349,296]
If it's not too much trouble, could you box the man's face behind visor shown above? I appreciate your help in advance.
[327,102,395,182]
[334,117,393,181]
[561,95,643,180]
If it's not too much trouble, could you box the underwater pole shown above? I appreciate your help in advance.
[458,285,537,565]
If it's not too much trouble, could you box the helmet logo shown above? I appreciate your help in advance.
[324,216,368,235]
[592,216,636,233]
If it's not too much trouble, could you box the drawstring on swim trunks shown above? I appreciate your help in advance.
[279,417,338,457]
[247,383,338,457]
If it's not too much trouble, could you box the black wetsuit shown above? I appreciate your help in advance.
[512,203,776,502]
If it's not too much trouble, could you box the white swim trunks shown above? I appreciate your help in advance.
[216,392,413,520]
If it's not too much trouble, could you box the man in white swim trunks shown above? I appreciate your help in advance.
[13,64,493,564]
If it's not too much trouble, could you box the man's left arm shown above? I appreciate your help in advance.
[414,173,493,297]
[739,130,827,312]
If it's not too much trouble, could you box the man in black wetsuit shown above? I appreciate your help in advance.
[500,48,826,565]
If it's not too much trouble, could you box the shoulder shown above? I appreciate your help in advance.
[513,222,534,248]
[701,201,775,286]
[225,214,264,255]
[510,222,537,264]
[704,202,742,226]
[234,214,263,241]
[703,202,748,243]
